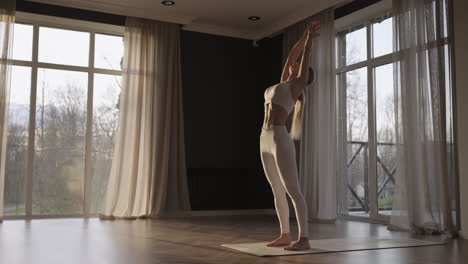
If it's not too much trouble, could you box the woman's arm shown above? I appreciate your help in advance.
[280,30,308,82]
[291,21,320,96]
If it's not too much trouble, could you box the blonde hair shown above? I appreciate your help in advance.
[290,92,305,140]
[290,67,313,140]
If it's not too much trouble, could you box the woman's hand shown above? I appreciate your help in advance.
[307,20,320,38]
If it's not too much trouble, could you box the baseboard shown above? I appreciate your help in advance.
[190,209,276,216]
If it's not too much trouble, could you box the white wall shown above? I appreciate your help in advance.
[453,0,468,239]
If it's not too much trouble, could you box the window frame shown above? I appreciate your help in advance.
[336,13,395,224]
[5,12,124,220]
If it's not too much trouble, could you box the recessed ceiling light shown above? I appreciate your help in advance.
[161,1,175,6]
[248,16,261,21]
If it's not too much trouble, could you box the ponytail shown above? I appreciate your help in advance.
[290,92,305,140]
[290,67,313,140]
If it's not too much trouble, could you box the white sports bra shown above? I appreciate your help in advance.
[264,82,296,113]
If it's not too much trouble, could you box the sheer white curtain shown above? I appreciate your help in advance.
[0,0,15,223]
[389,0,455,234]
[283,9,337,222]
[101,17,191,219]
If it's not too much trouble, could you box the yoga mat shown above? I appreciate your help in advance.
[221,237,446,257]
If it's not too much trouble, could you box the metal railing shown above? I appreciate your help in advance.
[346,141,396,213]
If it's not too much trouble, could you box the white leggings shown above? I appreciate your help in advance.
[260,126,308,238]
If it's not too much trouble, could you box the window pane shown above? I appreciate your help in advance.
[375,64,396,216]
[345,67,369,217]
[95,34,124,70]
[12,24,33,61]
[372,17,393,58]
[4,66,31,216]
[90,73,121,213]
[442,0,448,38]
[344,27,367,66]
[33,69,88,215]
[39,27,90,67]
[444,44,457,225]
[444,45,452,143]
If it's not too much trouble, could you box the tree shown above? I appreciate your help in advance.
[90,78,121,212]
[33,76,87,214]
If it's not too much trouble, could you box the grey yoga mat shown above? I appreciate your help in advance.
[221,237,446,257]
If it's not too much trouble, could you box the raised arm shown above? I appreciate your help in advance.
[291,21,320,95]
[281,30,308,82]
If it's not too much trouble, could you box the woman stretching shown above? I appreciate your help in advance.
[260,21,319,251]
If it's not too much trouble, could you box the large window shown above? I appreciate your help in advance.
[336,0,454,223]
[336,16,397,221]
[4,13,124,218]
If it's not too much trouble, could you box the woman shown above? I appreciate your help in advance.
[260,21,319,251]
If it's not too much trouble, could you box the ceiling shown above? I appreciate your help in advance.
[29,0,347,39]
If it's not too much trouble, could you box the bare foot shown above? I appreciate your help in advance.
[266,233,291,247]
[284,237,310,251]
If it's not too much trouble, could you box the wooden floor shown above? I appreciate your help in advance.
[0,215,466,264]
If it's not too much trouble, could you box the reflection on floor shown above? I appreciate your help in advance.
[349,210,392,218]
[0,215,465,264]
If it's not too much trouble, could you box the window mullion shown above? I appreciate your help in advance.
[369,54,394,68]
[83,32,95,217]
[25,23,40,218]
[337,60,370,74]
[367,22,379,221]
[337,34,349,215]
[22,62,122,76]
[10,60,33,67]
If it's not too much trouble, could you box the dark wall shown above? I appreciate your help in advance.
[16,0,126,25]
[181,31,283,210]
[334,0,383,19]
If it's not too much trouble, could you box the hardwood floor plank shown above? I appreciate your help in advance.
[0,215,466,264]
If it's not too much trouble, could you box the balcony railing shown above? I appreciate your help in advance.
[346,141,396,214]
